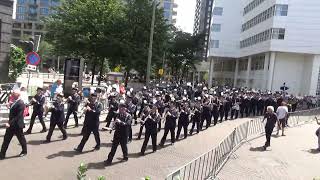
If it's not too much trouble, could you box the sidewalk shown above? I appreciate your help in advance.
[0,115,250,180]
[217,122,320,180]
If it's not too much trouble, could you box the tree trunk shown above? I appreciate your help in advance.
[98,58,105,86]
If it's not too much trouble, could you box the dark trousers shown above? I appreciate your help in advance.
[160,126,175,145]
[137,124,144,139]
[27,111,46,132]
[189,119,200,134]
[224,109,230,120]
[107,136,128,162]
[157,121,161,132]
[200,115,211,129]
[176,122,188,140]
[231,109,239,119]
[77,127,100,151]
[1,127,27,157]
[64,109,78,127]
[219,111,224,122]
[141,131,157,153]
[128,125,132,141]
[105,112,116,127]
[212,113,219,125]
[240,108,244,118]
[264,126,274,147]
[47,121,67,141]
[251,106,256,116]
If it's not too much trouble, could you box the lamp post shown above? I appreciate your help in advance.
[146,0,157,85]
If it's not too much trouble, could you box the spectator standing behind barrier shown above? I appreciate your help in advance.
[262,106,279,150]
[276,102,289,136]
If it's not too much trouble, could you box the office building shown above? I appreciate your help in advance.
[159,0,178,25]
[11,0,60,44]
[193,0,214,60]
[0,0,14,82]
[208,0,320,95]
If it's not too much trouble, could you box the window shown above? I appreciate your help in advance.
[251,55,265,70]
[23,31,32,35]
[275,4,288,16]
[17,15,25,20]
[24,23,32,29]
[17,6,26,14]
[35,24,44,30]
[17,0,26,4]
[271,28,285,39]
[13,23,22,28]
[213,7,223,16]
[40,0,50,6]
[40,8,49,15]
[163,2,171,10]
[212,24,221,32]
[242,5,275,32]
[240,28,285,48]
[243,0,266,15]
[29,7,37,15]
[51,0,60,6]
[164,11,170,19]
[12,30,22,37]
[29,0,36,4]
[211,40,219,48]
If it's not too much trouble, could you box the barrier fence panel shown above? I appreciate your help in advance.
[166,107,320,180]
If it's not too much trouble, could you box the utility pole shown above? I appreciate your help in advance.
[146,0,157,85]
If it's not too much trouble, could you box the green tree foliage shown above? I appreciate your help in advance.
[166,29,204,81]
[9,45,26,81]
[45,0,170,80]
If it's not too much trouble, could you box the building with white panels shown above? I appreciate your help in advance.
[207,0,320,95]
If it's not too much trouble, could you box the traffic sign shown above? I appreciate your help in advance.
[26,52,41,66]
[26,64,37,71]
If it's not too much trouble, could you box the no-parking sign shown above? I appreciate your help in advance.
[26,52,41,66]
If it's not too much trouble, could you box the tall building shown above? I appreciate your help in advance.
[208,0,320,95]
[0,0,14,82]
[159,0,178,25]
[11,0,60,44]
[193,0,214,60]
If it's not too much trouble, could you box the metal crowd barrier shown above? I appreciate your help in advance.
[165,107,320,180]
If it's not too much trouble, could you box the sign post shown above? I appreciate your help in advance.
[26,52,41,91]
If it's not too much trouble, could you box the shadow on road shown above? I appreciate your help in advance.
[47,149,93,159]
[249,146,268,152]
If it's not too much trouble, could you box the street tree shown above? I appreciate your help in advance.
[9,45,26,82]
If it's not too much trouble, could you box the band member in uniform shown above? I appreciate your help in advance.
[176,102,190,140]
[189,97,201,135]
[126,95,136,143]
[105,103,132,165]
[64,88,81,128]
[140,104,161,155]
[0,89,27,159]
[211,97,219,125]
[200,97,212,130]
[137,103,151,140]
[105,94,118,128]
[25,87,47,134]
[160,102,178,146]
[45,93,67,142]
[74,93,102,152]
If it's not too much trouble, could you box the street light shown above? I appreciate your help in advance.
[146,0,157,85]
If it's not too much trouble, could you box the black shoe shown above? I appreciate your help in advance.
[75,124,79,128]
[74,148,82,153]
[40,129,47,133]
[122,157,128,161]
[139,152,145,156]
[63,125,67,129]
[152,149,157,153]
[19,152,27,157]
[43,139,50,143]
[93,146,100,151]
[24,130,31,135]
[104,160,112,166]
[62,136,68,140]
[0,154,5,160]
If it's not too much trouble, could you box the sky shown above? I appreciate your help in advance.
[175,0,196,33]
